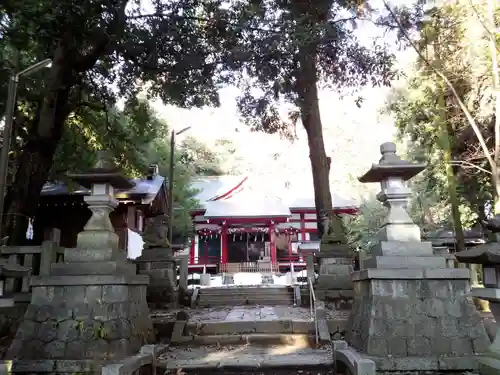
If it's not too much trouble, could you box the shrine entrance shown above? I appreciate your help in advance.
[227,232,270,263]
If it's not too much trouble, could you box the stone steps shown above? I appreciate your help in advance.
[158,339,334,374]
[196,286,295,307]
[185,320,315,335]
[198,287,293,295]
[161,363,334,375]
[197,298,294,307]
[153,318,348,342]
[174,333,317,346]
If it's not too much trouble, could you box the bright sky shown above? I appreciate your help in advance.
[149,1,417,200]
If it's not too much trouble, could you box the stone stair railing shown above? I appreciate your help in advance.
[0,228,64,302]
[0,345,166,375]
[101,345,166,375]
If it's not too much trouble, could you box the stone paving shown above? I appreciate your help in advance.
[151,306,350,323]
[159,343,333,370]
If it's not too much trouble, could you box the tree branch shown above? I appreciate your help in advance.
[382,0,496,171]
[449,160,492,175]
[486,0,500,168]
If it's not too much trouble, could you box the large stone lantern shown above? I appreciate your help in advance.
[7,151,154,364]
[68,150,135,255]
[358,142,444,267]
[456,218,500,375]
[344,142,489,374]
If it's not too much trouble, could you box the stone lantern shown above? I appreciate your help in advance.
[343,142,489,374]
[7,151,154,363]
[358,142,443,268]
[68,150,135,255]
[456,219,500,374]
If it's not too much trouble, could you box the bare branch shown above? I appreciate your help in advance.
[449,160,492,175]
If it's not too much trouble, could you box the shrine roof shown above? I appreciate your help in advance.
[287,196,358,211]
[40,174,165,205]
[191,175,359,215]
[204,198,291,218]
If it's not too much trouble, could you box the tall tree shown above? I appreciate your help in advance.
[226,0,395,237]
[385,0,499,219]
[0,0,233,243]
[51,97,167,181]
[386,0,498,236]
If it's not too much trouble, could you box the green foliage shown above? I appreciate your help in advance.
[224,0,396,136]
[179,137,225,176]
[144,139,201,244]
[341,190,448,252]
[384,0,499,229]
[342,198,386,251]
[0,0,240,242]
[51,98,167,180]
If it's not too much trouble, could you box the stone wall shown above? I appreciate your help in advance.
[347,276,489,363]
[8,281,153,360]
[0,304,27,357]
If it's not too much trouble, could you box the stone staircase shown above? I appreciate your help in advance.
[195,285,296,307]
[157,312,335,375]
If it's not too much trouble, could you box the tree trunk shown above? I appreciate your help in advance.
[438,116,465,251]
[3,46,73,245]
[432,23,465,252]
[296,46,333,239]
[493,172,500,215]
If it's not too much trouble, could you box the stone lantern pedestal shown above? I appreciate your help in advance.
[134,215,177,309]
[345,142,489,374]
[7,152,153,365]
[456,225,500,375]
[315,237,354,308]
[314,206,354,308]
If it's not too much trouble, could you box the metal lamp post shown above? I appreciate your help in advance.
[0,58,52,230]
[167,126,191,247]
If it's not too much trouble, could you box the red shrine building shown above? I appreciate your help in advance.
[189,176,358,273]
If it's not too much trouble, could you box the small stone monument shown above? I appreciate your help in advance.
[456,217,500,375]
[7,151,154,364]
[347,142,489,374]
[134,214,177,308]
[315,209,354,308]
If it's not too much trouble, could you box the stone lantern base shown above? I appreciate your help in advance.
[315,243,354,309]
[346,267,490,374]
[6,251,154,361]
[134,247,177,309]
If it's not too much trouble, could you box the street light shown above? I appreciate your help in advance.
[168,126,192,247]
[0,59,52,231]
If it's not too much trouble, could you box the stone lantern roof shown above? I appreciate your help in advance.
[456,217,500,265]
[455,242,500,265]
[358,142,425,183]
[67,150,135,190]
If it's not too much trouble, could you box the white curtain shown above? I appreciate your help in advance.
[127,229,144,259]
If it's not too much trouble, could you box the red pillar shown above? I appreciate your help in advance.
[221,224,228,264]
[189,238,195,265]
[270,223,277,264]
[288,233,292,257]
